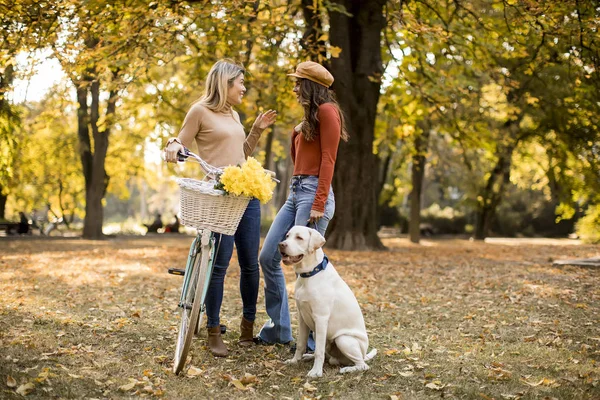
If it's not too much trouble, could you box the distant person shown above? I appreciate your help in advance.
[164,215,180,233]
[17,212,30,235]
[164,59,276,357]
[145,213,163,233]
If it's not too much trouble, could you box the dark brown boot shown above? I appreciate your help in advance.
[239,317,254,347]
[207,326,228,357]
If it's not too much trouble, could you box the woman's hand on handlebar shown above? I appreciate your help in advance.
[164,138,184,163]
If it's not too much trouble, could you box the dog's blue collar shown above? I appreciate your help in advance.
[298,255,329,278]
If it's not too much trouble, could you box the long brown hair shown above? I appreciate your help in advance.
[297,78,349,142]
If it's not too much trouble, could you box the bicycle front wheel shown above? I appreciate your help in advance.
[173,233,213,375]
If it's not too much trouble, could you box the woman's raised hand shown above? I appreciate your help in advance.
[253,109,277,131]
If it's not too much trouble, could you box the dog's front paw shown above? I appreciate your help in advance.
[307,368,323,378]
[284,358,300,365]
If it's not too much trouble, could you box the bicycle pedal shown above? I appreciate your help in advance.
[168,268,185,276]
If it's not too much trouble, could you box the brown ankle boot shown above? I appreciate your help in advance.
[239,317,254,346]
[207,326,228,357]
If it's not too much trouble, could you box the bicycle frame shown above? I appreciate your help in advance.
[179,229,216,308]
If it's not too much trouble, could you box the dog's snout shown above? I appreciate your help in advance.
[279,242,287,252]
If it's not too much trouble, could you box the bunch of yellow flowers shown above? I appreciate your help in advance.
[217,157,276,203]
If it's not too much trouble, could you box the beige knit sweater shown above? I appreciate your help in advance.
[177,103,261,167]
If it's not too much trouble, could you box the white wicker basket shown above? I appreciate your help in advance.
[177,178,250,235]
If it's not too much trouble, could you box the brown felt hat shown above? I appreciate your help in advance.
[288,61,334,88]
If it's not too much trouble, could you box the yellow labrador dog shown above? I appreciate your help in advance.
[280,226,376,378]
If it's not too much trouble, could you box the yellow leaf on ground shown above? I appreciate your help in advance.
[425,381,445,390]
[186,366,202,377]
[303,381,318,392]
[119,381,136,391]
[230,379,247,390]
[16,382,35,396]
[522,377,558,387]
[240,373,257,385]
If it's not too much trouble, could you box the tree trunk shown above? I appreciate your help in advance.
[263,125,275,172]
[300,0,328,61]
[0,187,6,220]
[76,72,118,240]
[0,63,16,221]
[325,0,387,250]
[275,153,292,210]
[474,144,515,240]
[409,125,430,243]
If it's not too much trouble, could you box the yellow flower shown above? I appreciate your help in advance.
[218,157,276,203]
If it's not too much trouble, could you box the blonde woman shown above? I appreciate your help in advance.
[164,59,276,357]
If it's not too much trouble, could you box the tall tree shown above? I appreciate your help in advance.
[47,1,210,238]
[0,0,59,219]
[324,0,388,250]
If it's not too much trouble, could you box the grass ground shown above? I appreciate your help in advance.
[0,235,599,399]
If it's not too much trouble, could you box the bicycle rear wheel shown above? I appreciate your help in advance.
[173,232,214,375]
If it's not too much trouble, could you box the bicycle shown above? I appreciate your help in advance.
[167,147,265,375]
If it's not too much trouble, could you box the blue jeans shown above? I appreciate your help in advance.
[258,175,335,344]
[205,198,260,328]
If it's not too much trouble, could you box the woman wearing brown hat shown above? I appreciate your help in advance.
[257,61,349,346]
[164,59,276,357]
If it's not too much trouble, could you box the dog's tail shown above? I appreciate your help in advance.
[364,348,377,362]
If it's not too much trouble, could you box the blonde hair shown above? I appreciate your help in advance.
[195,59,245,113]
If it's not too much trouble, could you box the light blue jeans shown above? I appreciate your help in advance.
[258,175,335,344]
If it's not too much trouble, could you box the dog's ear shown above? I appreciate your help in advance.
[308,229,326,252]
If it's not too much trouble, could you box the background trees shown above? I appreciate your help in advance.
[1,0,598,245]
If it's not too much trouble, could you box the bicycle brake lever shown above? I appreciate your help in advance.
[177,148,190,162]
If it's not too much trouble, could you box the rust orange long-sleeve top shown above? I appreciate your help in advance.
[291,103,342,213]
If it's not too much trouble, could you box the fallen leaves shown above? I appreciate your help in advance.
[116,370,165,396]
[118,380,137,392]
[186,366,203,377]
[425,381,445,390]
[6,375,17,388]
[485,362,512,381]
[16,382,35,396]
[2,237,599,399]
[221,373,259,391]
[521,377,560,388]
[303,381,318,392]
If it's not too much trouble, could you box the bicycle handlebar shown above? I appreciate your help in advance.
[173,146,280,183]
[176,147,223,179]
